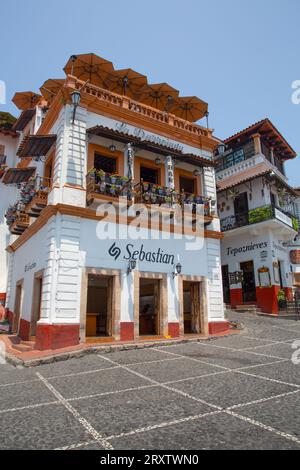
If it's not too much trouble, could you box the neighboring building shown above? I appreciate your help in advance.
[2,53,227,350]
[216,119,299,314]
[0,112,18,319]
[287,188,300,291]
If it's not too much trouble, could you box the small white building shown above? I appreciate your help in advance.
[2,54,228,350]
[0,114,19,317]
[216,120,299,314]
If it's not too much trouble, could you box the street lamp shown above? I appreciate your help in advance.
[71,90,81,124]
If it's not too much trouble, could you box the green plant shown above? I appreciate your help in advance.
[292,217,299,232]
[249,205,273,224]
[277,289,286,301]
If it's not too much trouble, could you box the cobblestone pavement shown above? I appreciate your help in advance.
[0,311,300,450]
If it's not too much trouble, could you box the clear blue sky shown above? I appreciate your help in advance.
[1,0,299,185]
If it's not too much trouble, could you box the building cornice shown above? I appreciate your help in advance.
[7,203,222,253]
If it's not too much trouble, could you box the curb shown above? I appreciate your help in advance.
[3,329,240,368]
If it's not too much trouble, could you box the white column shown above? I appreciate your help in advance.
[167,274,179,323]
[164,155,175,189]
[48,104,87,208]
[125,143,135,180]
[120,270,135,323]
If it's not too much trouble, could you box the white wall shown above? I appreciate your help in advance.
[0,133,18,294]
[6,223,48,321]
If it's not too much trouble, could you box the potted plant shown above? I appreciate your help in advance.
[142,181,150,191]
[277,289,287,309]
[110,184,117,196]
[156,185,165,195]
[110,174,119,184]
[120,176,129,186]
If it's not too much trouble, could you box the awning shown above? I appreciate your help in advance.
[88,125,216,168]
[2,167,36,185]
[17,134,56,158]
[12,109,36,132]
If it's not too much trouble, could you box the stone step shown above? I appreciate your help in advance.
[235,305,260,312]
[12,343,33,353]
[20,340,35,350]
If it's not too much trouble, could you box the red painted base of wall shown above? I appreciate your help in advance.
[35,324,80,350]
[5,309,14,330]
[168,322,180,338]
[18,318,31,341]
[256,286,280,314]
[209,321,230,335]
[120,322,134,342]
[0,293,6,322]
[284,287,293,301]
[230,288,243,308]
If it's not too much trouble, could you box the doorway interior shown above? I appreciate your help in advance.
[139,278,160,336]
[222,265,231,305]
[13,282,23,334]
[31,273,43,337]
[240,260,257,302]
[234,192,249,227]
[183,281,201,334]
[86,275,113,338]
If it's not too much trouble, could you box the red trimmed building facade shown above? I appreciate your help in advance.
[1,53,228,350]
[216,120,299,314]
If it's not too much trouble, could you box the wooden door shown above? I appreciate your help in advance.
[13,284,23,334]
[106,277,113,337]
[153,281,160,335]
[191,283,201,333]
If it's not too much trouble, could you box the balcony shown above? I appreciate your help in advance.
[0,155,7,180]
[86,170,212,218]
[8,212,30,235]
[22,177,51,217]
[68,76,212,142]
[220,204,299,233]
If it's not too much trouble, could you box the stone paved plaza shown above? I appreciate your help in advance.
[0,311,300,450]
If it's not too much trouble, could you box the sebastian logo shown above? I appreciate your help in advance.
[108,242,121,260]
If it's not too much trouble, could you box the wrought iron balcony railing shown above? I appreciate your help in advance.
[86,170,212,216]
[220,204,299,232]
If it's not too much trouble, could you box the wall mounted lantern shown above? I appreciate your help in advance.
[172,262,182,279]
[71,90,81,124]
[127,258,137,275]
[217,142,226,155]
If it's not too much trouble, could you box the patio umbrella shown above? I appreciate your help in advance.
[12,91,42,110]
[137,83,179,111]
[107,68,148,99]
[40,78,65,101]
[169,96,208,122]
[63,53,114,88]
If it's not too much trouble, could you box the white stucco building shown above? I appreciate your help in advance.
[216,120,299,314]
[2,54,227,350]
[0,116,19,316]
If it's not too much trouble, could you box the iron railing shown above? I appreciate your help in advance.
[220,204,298,232]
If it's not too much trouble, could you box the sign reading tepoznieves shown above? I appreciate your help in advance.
[108,242,175,265]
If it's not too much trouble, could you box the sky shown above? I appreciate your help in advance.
[1,0,299,185]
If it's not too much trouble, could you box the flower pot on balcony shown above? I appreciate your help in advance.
[110,185,117,196]
[99,182,106,193]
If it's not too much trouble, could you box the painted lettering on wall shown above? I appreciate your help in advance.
[108,242,175,266]
[226,241,268,257]
[115,122,184,153]
[24,262,37,272]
